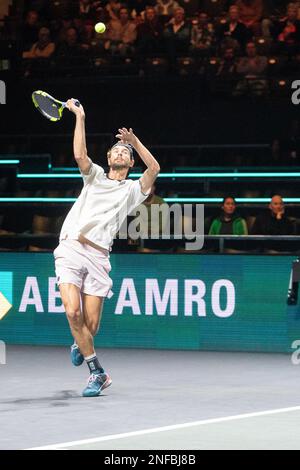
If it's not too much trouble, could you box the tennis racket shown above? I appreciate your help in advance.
[32,90,80,122]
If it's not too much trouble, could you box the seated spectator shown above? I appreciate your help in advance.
[55,27,88,72]
[272,2,300,54]
[105,0,122,21]
[23,27,55,59]
[216,46,238,78]
[81,19,105,54]
[177,0,200,18]
[21,10,40,51]
[55,16,74,43]
[129,0,156,19]
[79,0,103,20]
[73,16,86,42]
[235,0,263,36]
[155,0,180,24]
[136,184,166,237]
[133,185,168,252]
[136,7,164,55]
[190,11,215,56]
[164,7,191,58]
[105,7,137,56]
[217,5,251,53]
[234,41,268,95]
[251,194,294,234]
[209,196,248,235]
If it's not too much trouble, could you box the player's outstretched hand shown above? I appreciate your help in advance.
[66,99,85,118]
[116,127,137,147]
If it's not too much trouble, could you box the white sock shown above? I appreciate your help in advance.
[84,353,96,361]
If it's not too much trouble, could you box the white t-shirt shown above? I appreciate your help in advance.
[59,162,150,251]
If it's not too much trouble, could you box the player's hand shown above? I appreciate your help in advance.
[115,127,137,147]
[276,209,284,220]
[66,99,85,118]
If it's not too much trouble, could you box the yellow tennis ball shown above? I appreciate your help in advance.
[95,22,106,34]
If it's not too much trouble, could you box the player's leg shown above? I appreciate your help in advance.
[59,283,94,358]
[60,283,111,396]
[69,293,104,367]
[80,292,112,396]
[82,293,104,337]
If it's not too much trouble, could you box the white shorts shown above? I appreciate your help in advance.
[53,239,113,297]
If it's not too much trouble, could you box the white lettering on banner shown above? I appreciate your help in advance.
[291,80,300,105]
[48,278,65,313]
[211,280,235,318]
[0,80,6,104]
[16,276,235,317]
[115,278,141,315]
[145,279,178,316]
[184,280,206,316]
[19,277,44,312]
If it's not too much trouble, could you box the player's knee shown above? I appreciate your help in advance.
[88,321,100,336]
[66,307,81,324]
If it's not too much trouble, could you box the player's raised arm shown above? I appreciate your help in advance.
[115,127,160,194]
[66,99,92,175]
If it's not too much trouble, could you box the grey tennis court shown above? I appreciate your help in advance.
[1,345,300,450]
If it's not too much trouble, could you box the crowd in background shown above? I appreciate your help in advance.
[0,0,300,251]
[0,0,299,83]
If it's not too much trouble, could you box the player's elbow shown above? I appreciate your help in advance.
[74,153,88,161]
[150,163,160,175]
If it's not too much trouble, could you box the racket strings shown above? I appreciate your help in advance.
[33,94,61,119]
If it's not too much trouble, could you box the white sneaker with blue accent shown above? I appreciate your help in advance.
[82,372,112,397]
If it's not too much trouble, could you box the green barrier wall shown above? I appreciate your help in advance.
[0,253,299,352]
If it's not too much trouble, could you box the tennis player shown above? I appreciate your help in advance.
[54,99,160,397]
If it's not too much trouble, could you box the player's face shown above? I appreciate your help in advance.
[109,146,133,169]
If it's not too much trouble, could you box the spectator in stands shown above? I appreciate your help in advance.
[55,16,74,43]
[235,0,263,36]
[272,2,300,53]
[216,46,238,78]
[209,196,248,235]
[79,0,103,20]
[73,16,86,42]
[136,7,164,55]
[190,11,215,56]
[177,0,200,18]
[105,7,137,56]
[22,27,55,59]
[251,194,294,234]
[129,0,156,19]
[56,27,84,57]
[136,184,166,237]
[81,19,105,54]
[235,41,268,95]
[217,5,250,52]
[155,0,180,24]
[55,27,88,73]
[105,0,122,21]
[164,7,191,58]
[24,0,48,16]
[21,10,40,51]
